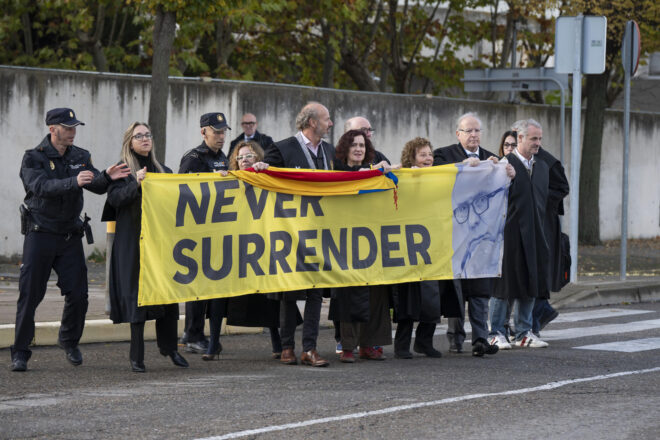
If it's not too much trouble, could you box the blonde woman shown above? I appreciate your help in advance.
[104,122,188,373]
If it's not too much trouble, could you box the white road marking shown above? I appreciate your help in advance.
[552,308,652,323]
[574,337,660,352]
[541,319,660,341]
[195,367,660,440]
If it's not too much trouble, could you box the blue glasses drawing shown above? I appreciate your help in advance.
[453,186,506,224]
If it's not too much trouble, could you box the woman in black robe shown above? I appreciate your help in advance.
[104,122,188,372]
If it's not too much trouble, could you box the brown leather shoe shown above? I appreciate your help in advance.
[280,348,297,365]
[301,349,329,367]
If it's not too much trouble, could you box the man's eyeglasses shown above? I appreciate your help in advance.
[237,154,256,161]
[458,129,482,135]
[454,186,506,224]
[360,127,375,133]
[132,133,153,141]
[241,122,256,126]
[503,142,517,148]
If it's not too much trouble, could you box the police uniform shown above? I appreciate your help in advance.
[11,108,111,371]
[179,112,230,352]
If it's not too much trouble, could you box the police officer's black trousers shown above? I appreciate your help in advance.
[394,320,436,353]
[11,232,88,360]
[184,300,208,342]
[129,318,178,363]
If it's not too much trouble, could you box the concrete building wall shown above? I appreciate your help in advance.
[1,66,658,258]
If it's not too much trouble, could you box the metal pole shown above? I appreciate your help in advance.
[509,20,518,102]
[620,26,632,281]
[569,15,583,283]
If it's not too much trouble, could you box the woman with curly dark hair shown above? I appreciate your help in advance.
[333,129,377,171]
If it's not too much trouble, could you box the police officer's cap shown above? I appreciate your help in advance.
[45,108,85,127]
[200,112,231,131]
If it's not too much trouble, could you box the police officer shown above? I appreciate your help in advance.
[179,112,230,353]
[11,108,131,372]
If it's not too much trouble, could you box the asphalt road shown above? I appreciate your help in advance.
[2,302,660,440]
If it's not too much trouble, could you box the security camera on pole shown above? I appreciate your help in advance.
[555,15,607,283]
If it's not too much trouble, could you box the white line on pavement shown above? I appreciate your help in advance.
[552,308,652,323]
[541,319,660,341]
[195,366,660,440]
[574,337,660,352]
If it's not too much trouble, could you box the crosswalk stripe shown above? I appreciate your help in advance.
[574,337,660,352]
[541,319,660,341]
[552,308,652,323]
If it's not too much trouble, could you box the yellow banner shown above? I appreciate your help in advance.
[138,163,510,306]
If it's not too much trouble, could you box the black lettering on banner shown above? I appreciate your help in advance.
[300,196,324,217]
[274,193,296,218]
[175,183,209,227]
[296,230,319,272]
[381,225,405,267]
[202,236,232,280]
[269,230,293,275]
[238,234,265,278]
[173,239,198,284]
[244,182,269,220]
[321,228,348,270]
[211,181,239,223]
[405,224,432,265]
[351,227,377,269]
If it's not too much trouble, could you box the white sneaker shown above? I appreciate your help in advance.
[488,332,512,350]
[515,331,549,348]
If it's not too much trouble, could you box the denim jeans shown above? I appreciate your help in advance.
[532,298,555,334]
[490,297,534,340]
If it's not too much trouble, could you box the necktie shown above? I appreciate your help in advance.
[468,153,478,158]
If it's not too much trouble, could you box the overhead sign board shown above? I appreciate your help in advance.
[555,16,607,74]
[463,68,568,92]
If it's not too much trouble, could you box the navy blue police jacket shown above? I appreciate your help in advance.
[20,134,111,234]
[179,141,229,173]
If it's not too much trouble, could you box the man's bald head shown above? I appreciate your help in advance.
[344,116,373,140]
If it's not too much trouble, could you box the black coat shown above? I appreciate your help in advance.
[392,281,441,323]
[179,141,229,173]
[228,130,274,158]
[433,143,497,300]
[328,286,371,323]
[264,135,335,170]
[494,152,550,301]
[536,148,569,292]
[225,294,280,328]
[103,156,178,324]
[433,143,496,165]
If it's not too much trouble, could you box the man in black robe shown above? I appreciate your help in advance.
[511,121,570,336]
[228,113,274,158]
[434,112,512,356]
[489,118,551,348]
[264,101,335,367]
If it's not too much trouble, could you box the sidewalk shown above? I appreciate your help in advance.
[1,239,659,348]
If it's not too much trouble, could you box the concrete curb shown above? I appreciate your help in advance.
[552,280,660,309]
[0,319,263,349]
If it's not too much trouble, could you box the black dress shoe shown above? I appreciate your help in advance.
[65,346,83,366]
[164,351,189,368]
[413,343,442,358]
[449,344,464,354]
[130,360,146,373]
[472,340,499,357]
[11,359,27,372]
[394,350,413,359]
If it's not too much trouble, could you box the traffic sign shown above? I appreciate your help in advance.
[555,16,607,74]
[622,20,641,75]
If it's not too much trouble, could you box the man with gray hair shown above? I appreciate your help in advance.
[264,101,335,367]
[433,111,511,357]
[344,116,391,165]
[510,120,569,337]
[489,118,551,349]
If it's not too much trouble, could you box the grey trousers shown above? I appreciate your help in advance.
[446,296,489,346]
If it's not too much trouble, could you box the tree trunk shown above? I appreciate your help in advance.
[578,71,609,245]
[149,7,176,164]
[339,50,379,91]
[21,13,33,56]
[321,20,335,88]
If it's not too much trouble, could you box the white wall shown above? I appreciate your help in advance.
[0,66,658,257]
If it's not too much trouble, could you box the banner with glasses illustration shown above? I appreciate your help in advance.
[137,163,510,306]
